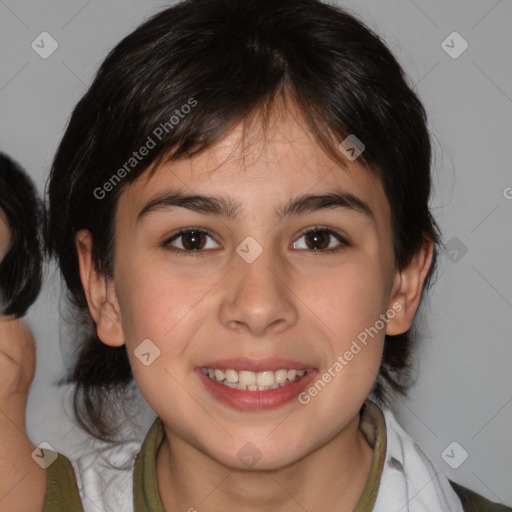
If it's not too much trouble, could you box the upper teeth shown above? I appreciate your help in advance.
[201,368,307,390]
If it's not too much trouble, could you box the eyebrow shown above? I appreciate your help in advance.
[136,189,375,224]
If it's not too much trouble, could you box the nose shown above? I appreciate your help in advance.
[218,246,299,337]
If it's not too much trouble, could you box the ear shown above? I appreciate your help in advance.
[386,237,434,336]
[75,229,124,347]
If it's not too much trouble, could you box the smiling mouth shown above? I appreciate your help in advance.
[200,367,309,391]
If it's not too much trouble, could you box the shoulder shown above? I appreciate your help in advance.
[43,436,141,512]
[43,450,83,512]
[68,436,141,511]
[449,480,512,512]
[375,403,512,511]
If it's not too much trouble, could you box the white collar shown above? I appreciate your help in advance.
[372,404,464,512]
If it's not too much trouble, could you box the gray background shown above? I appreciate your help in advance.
[1,0,511,507]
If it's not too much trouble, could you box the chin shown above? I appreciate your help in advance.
[208,440,308,472]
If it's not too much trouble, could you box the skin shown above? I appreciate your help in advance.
[0,317,47,512]
[0,209,47,512]
[0,208,11,262]
[76,103,433,512]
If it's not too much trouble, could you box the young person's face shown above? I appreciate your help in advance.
[0,208,11,262]
[78,106,431,470]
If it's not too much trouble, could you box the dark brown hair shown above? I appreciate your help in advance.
[0,152,43,317]
[46,0,440,441]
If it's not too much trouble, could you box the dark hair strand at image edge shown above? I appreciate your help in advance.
[0,152,43,318]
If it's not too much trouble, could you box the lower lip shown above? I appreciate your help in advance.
[196,369,318,410]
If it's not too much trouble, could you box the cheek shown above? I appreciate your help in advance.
[116,273,194,415]
[116,249,188,334]
[304,259,390,339]
[296,262,388,428]
[115,262,213,382]
[300,258,390,398]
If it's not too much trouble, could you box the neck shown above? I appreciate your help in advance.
[156,412,374,512]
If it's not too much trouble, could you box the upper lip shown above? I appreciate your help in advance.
[198,357,316,372]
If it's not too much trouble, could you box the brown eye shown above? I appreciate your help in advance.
[163,228,219,257]
[181,230,207,250]
[292,227,349,253]
[304,230,330,250]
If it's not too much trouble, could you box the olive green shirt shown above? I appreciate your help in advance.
[43,401,512,511]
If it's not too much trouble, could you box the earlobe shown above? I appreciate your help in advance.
[386,237,434,336]
[75,229,124,347]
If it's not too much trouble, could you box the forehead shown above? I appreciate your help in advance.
[118,108,391,226]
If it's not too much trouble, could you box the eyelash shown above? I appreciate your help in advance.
[162,226,349,258]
